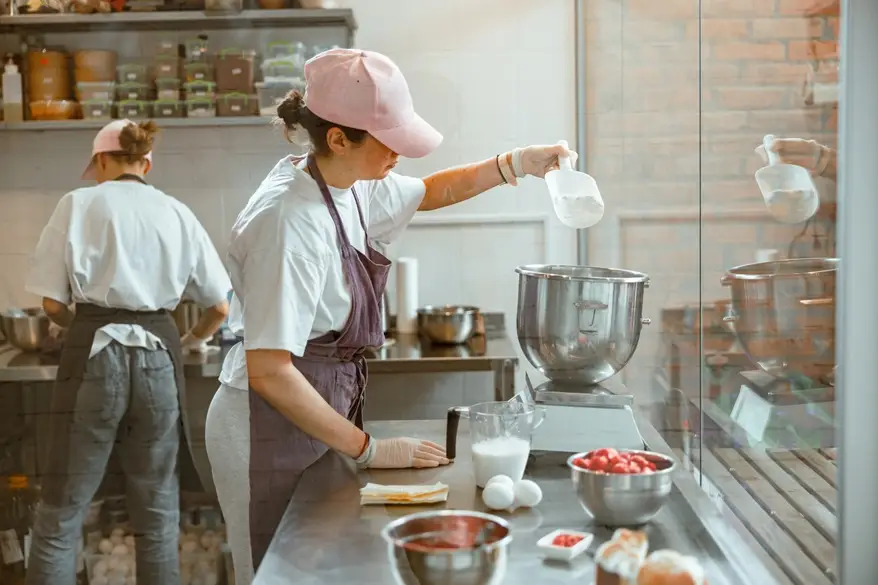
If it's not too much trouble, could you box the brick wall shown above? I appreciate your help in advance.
[583,0,839,397]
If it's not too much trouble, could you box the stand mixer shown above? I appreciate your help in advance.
[513,265,653,454]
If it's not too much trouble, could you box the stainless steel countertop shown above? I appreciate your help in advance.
[0,333,519,382]
[255,420,779,585]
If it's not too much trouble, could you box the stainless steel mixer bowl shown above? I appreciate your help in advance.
[515,265,651,385]
[381,510,511,585]
[721,257,837,381]
[568,450,675,526]
[1,308,50,352]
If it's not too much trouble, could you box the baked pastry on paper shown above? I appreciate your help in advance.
[595,529,649,585]
[636,550,708,585]
[359,482,449,505]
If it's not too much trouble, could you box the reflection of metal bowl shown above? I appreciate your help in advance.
[1,308,50,352]
[515,265,650,385]
[722,258,837,381]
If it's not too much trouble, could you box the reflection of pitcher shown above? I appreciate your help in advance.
[446,402,546,487]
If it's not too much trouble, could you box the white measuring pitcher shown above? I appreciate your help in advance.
[755,134,819,224]
[446,401,547,488]
[545,139,605,229]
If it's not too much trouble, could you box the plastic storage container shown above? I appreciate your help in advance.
[217,93,258,117]
[255,80,301,116]
[156,40,180,57]
[116,82,149,102]
[184,62,213,82]
[260,57,302,81]
[29,100,77,120]
[116,100,151,119]
[215,49,255,93]
[117,64,148,84]
[153,99,184,118]
[264,41,307,61]
[185,37,210,62]
[75,81,115,101]
[204,0,242,12]
[183,81,216,98]
[186,97,216,118]
[155,78,181,100]
[81,100,113,120]
[154,56,181,80]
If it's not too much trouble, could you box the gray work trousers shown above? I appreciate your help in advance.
[26,342,181,585]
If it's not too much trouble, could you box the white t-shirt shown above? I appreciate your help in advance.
[219,156,426,390]
[26,181,231,357]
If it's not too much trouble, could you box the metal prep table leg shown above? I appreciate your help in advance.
[492,359,517,401]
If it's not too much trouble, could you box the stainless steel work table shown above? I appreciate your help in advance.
[0,332,519,399]
[255,420,781,585]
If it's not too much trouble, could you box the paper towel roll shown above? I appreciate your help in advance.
[395,257,419,334]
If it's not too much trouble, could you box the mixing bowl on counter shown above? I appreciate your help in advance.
[417,305,480,345]
[568,449,675,526]
[721,257,837,383]
[381,510,511,585]
[515,265,651,385]
[1,308,51,352]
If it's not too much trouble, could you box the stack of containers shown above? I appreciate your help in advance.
[256,41,307,117]
[152,39,184,119]
[215,48,257,117]
[27,49,75,120]
[182,36,216,118]
[116,61,151,120]
[74,50,117,121]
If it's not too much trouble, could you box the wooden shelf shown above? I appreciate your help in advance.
[0,8,356,33]
[0,116,274,131]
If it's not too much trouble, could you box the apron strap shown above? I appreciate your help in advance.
[307,155,354,255]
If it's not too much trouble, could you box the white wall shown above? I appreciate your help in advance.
[0,0,577,416]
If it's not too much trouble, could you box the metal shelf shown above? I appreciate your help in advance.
[0,116,275,131]
[0,8,356,33]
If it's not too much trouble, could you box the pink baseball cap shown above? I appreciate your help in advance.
[303,49,442,159]
[81,119,153,180]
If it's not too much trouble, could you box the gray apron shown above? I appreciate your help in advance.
[42,303,203,498]
[247,155,391,569]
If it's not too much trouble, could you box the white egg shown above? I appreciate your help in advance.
[110,534,123,546]
[513,479,543,508]
[107,557,121,571]
[485,475,515,490]
[112,564,129,578]
[181,540,198,553]
[98,539,114,554]
[199,530,216,550]
[481,482,515,510]
[92,577,109,585]
[111,544,129,556]
[110,528,125,539]
[94,559,109,576]
[123,535,135,548]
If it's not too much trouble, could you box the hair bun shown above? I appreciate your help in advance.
[119,121,158,157]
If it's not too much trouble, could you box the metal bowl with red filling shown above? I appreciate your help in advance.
[568,448,676,527]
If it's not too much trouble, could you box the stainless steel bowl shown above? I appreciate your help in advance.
[722,257,837,381]
[380,510,511,585]
[1,308,50,352]
[515,265,651,384]
[567,450,675,526]
[417,306,478,345]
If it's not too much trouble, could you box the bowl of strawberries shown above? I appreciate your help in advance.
[567,448,676,527]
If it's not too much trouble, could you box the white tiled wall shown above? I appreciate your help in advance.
[0,0,579,416]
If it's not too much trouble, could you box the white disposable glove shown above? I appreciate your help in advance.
[180,331,210,353]
[754,137,835,177]
[356,437,450,469]
[510,143,580,179]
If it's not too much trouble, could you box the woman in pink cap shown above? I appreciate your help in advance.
[24,119,231,585]
[205,48,576,581]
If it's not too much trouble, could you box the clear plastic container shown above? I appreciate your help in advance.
[307,43,340,59]
[116,100,151,119]
[215,48,255,93]
[185,37,210,62]
[81,100,113,120]
[183,81,216,98]
[255,80,301,116]
[217,92,258,117]
[155,78,181,100]
[154,56,181,80]
[264,41,307,61]
[153,99,184,118]
[204,0,242,12]
[260,57,302,81]
[75,81,115,102]
[185,97,216,118]
[116,82,149,102]
[184,62,214,83]
[156,40,179,57]
[117,64,148,84]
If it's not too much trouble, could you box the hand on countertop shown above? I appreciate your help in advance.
[359,437,450,469]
